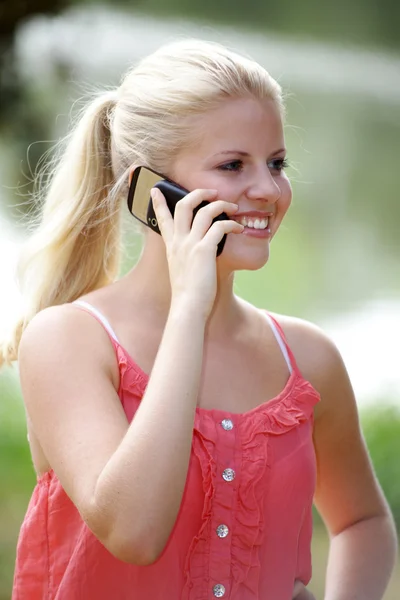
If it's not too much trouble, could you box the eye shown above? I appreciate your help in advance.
[268,158,289,172]
[217,160,243,172]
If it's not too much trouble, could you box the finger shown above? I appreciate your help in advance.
[190,200,239,240]
[173,189,218,235]
[151,188,174,243]
[200,219,244,251]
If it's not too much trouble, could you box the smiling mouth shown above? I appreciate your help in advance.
[234,215,271,230]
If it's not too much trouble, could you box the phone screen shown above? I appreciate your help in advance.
[127,166,165,228]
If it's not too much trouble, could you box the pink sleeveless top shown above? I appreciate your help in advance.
[12,301,320,600]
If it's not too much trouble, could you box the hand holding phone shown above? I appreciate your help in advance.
[127,166,244,319]
[127,166,230,256]
[150,185,243,319]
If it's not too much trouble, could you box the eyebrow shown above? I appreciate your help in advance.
[212,148,286,158]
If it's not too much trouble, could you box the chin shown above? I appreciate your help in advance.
[218,247,270,273]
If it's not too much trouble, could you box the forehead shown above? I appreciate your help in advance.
[192,96,284,154]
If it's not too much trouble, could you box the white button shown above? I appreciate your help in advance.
[213,583,226,597]
[221,418,233,431]
[216,524,229,538]
[222,468,235,482]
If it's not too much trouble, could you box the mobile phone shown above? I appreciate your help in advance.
[127,166,228,257]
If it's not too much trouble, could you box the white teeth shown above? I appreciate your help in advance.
[238,217,269,229]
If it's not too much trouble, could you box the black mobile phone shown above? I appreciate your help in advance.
[127,166,228,257]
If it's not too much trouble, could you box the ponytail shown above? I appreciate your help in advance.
[0,90,122,367]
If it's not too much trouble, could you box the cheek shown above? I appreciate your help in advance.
[278,177,292,215]
[190,176,238,204]
[172,169,232,201]
[200,173,234,200]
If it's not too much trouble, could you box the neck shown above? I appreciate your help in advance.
[122,235,243,338]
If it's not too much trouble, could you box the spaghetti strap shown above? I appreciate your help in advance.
[264,312,300,375]
[71,300,120,344]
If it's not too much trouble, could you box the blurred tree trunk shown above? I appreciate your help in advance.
[0,0,66,36]
[0,0,68,118]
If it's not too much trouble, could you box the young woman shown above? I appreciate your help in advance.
[3,39,396,600]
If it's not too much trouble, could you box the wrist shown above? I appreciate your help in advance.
[169,296,208,326]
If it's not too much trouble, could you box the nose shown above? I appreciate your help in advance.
[245,167,281,204]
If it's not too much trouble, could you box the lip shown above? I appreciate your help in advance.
[233,210,274,218]
[241,227,271,238]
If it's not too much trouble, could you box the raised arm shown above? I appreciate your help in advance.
[19,300,204,565]
[18,188,243,565]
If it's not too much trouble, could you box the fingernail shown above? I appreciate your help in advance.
[150,188,157,199]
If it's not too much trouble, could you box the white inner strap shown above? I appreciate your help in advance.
[72,300,120,344]
[264,313,293,374]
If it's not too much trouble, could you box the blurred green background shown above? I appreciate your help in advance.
[0,1,399,598]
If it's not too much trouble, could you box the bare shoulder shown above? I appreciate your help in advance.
[268,312,351,415]
[269,311,332,349]
[269,312,342,377]
[18,303,129,518]
[19,303,119,390]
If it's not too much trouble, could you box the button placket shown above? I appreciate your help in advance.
[209,416,237,598]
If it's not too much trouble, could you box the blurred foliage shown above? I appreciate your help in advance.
[0,368,35,596]
[0,0,67,126]
[361,406,400,528]
[0,0,67,36]
[2,0,400,52]
[115,0,400,51]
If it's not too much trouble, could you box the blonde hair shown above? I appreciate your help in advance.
[1,38,283,366]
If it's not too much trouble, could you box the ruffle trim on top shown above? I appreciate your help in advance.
[181,376,320,599]
[116,346,148,397]
[230,432,269,597]
[181,428,216,599]
[116,342,319,425]
[242,377,320,442]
